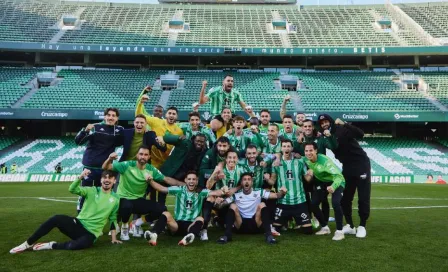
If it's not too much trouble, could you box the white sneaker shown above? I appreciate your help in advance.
[332,230,345,241]
[178,233,195,246]
[10,241,33,254]
[356,226,367,238]
[311,218,320,229]
[342,224,357,235]
[33,242,55,251]
[137,225,144,236]
[120,226,130,241]
[132,224,141,237]
[328,217,335,222]
[315,226,331,235]
[144,231,158,246]
[200,229,208,241]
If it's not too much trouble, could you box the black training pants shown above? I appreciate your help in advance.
[27,215,96,250]
[341,172,371,227]
[119,198,166,224]
[311,186,344,230]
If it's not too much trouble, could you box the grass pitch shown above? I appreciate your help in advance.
[1,183,447,272]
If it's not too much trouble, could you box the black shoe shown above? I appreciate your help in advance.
[265,234,277,245]
[217,236,230,244]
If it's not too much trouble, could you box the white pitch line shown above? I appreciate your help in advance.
[38,197,77,203]
[370,197,448,200]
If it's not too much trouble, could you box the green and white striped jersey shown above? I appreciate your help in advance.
[168,185,210,222]
[223,131,252,155]
[205,86,243,116]
[178,123,216,148]
[262,137,281,155]
[273,158,307,205]
[216,164,246,189]
[239,160,265,189]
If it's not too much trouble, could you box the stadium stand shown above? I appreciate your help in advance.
[399,2,448,39]
[418,72,448,107]
[22,69,163,110]
[1,137,446,175]
[0,68,48,108]
[0,0,78,43]
[294,71,439,111]
[0,0,442,47]
[0,136,21,151]
[360,137,448,175]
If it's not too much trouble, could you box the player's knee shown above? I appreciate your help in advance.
[195,216,204,222]
[257,203,266,210]
[206,196,215,202]
[332,199,341,209]
[229,203,238,212]
[162,211,173,219]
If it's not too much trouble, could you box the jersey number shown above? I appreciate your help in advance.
[275,208,283,218]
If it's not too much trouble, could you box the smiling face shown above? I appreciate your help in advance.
[225,151,238,169]
[302,121,314,137]
[185,173,198,192]
[260,111,271,126]
[189,115,201,130]
[296,113,306,126]
[320,119,330,130]
[104,110,118,126]
[101,174,116,191]
[268,125,279,142]
[136,147,151,166]
[134,117,146,133]
[193,135,206,151]
[221,108,232,123]
[165,109,178,125]
[217,141,230,157]
[245,147,258,165]
[304,144,318,162]
[153,106,163,118]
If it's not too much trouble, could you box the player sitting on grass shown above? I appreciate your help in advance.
[144,171,226,246]
[10,169,121,254]
[217,173,287,245]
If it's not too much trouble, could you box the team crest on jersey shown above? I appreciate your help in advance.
[109,198,115,203]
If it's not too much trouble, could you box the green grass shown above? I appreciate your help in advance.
[1,183,448,272]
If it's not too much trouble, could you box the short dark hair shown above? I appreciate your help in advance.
[104,107,119,117]
[224,74,233,80]
[167,106,178,114]
[101,170,118,179]
[246,144,257,151]
[232,115,245,122]
[154,105,164,109]
[296,112,306,116]
[226,150,238,157]
[221,107,231,113]
[135,114,146,121]
[193,133,206,141]
[185,170,198,178]
[260,109,270,115]
[280,138,293,147]
[189,112,200,119]
[304,142,318,150]
[138,145,151,153]
[303,119,313,125]
[269,123,279,131]
[283,114,293,121]
[238,172,254,185]
[427,174,433,179]
[216,136,231,145]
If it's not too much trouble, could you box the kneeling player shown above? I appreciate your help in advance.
[268,139,314,234]
[144,171,225,246]
[10,169,121,254]
[217,173,287,245]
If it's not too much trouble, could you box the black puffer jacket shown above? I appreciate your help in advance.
[318,114,370,176]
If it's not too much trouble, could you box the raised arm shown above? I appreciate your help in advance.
[199,80,209,105]
[74,124,95,145]
[335,118,364,139]
[163,176,184,186]
[280,95,290,120]
[206,167,223,190]
[148,179,170,194]
[68,169,91,196]
[102,152,118,170]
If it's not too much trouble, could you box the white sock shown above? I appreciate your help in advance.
[122,223,129,229]
[135,218,144,227]
[24,241,30,247]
